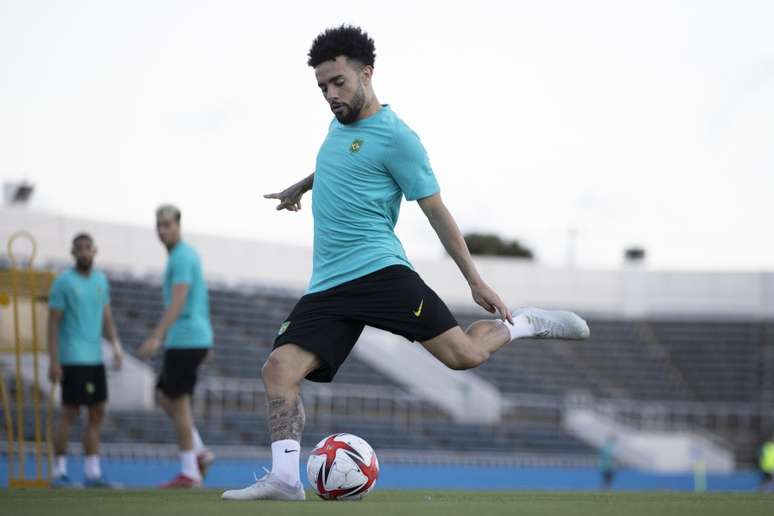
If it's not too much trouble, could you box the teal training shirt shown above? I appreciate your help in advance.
[599,441,616,470]
[48,268,109,365]
[308,105,440,294]
[163,241,213,348]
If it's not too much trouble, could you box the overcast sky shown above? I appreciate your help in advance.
[1,0,772,271]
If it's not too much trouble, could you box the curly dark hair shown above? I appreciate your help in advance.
[307,25,376,68]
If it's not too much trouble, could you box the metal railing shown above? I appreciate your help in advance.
[195,380,774,436]
[564,391,773,436]
[195,377,447,429]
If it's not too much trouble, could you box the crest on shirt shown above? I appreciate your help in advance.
[349,138,363,153]
[278,321,291,336]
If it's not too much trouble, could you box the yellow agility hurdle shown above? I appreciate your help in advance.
[0,231,56,488]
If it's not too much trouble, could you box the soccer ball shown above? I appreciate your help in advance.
[307,433,379,501]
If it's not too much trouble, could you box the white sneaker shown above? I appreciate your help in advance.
[222,470,305,501]
[512,307,590,340]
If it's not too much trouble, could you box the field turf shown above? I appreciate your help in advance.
[1,489,773,516]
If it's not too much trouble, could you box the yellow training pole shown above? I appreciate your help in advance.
[9,252,25,481]
[6,230,49,487]
[29,266,43,480]
[0,370,14,481]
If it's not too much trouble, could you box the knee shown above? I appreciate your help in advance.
[261,353,289,384]
[87,406,105,426]
[60,406,79,424]
[261,350,304,388]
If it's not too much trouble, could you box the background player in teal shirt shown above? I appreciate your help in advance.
[139,204,214,488]
[224,26,590,502]
[47,233,123,488]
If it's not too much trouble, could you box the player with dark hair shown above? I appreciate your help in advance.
[139,205,215,488]
[48,233,124,488]
[223,25,589,501]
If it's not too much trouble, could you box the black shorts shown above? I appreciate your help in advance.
[274,265,458,383]
[156,348,209,399]
[61,365,107,406]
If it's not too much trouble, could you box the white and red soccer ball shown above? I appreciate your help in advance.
[307,433,379,501]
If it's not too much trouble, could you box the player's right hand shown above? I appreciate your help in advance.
[48,362,62,384]
[138,336,162,359]
[471,282,513,324]
[264,183,307,212]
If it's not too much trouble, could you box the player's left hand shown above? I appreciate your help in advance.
[138,336,162,359]
[471,282,513,324]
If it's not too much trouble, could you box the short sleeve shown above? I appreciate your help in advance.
[386,125,440,201]
[170,250,195,286]
[48,276,66,311]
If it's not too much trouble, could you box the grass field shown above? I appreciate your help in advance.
[1,489,773,516]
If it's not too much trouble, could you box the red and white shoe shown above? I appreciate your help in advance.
[160,473,202,489]
[197,449,216,478]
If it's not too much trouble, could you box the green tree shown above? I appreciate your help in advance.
[463,233,534,259]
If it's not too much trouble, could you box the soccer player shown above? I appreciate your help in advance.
[138,205,215,488]
[599,435,617,489]
[222,26,589,501]
[48,233,124,488]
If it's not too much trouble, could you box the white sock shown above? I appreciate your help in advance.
[84,455,101,479]
[191,427,205,453]
[504,313,535,340]
[271,439,300,486]
[55,455,67,477]
[180,450,201,480]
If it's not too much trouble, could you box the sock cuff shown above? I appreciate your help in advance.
[272,439,300,451]
[191,427,205,452]
[504,313,534,340]
[180,450,201,480]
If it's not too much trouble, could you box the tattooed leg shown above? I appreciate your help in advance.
[261,343,319,444]
[267,395,306,442]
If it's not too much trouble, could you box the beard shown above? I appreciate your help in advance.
[75,258,93,272]
[334,81,366,125]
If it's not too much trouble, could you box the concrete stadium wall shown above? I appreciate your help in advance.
[3,206,773,319]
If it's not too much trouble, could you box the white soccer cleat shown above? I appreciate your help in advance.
[511,307,590,340]
[222,470,306,501]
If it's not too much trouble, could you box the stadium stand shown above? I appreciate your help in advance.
[650,321,762,402]
[109,279,399,387]
[4,271,773,464]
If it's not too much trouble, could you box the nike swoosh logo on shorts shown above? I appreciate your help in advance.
[413,299,424,317]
